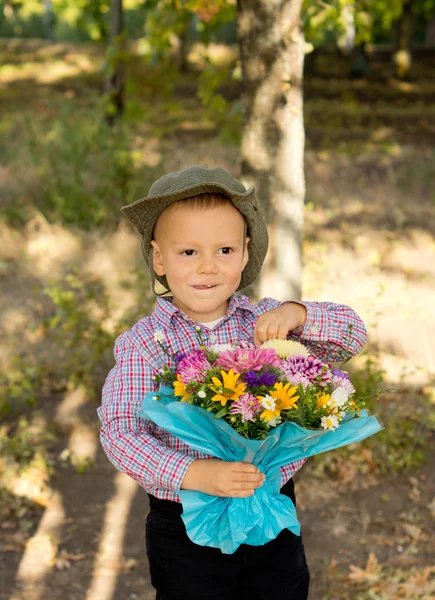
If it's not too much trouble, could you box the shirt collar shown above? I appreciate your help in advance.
[153,294,256,329]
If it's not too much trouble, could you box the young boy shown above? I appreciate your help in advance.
[98,165,367,600]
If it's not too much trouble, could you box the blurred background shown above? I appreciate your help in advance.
[0,1,434,599]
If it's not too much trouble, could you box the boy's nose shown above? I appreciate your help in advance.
[197,255,218,275]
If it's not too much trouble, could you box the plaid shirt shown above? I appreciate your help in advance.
[98,295,367,501]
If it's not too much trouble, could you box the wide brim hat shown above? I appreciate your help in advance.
[121,165,268,293]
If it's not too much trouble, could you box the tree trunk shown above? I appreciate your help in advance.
[236,0,305,301]
[43,0,54,41]
[424,17,435,47]
[105,0,125,125]
[338,2,355,56]
[178,19,191,72]
[392,0,415,80]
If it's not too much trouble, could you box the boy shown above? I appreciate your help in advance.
[98,165,367,599]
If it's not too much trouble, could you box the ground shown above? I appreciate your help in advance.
[0,39,434,599]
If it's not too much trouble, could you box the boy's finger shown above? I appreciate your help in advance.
[254,322,270,345]
[277,324,289,339]
[232,462,260,473]
[265,323,279,339]
[232,480,264,491]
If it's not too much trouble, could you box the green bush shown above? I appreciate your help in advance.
[2,101,161,230]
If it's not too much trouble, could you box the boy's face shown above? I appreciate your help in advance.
[151,202,249,322]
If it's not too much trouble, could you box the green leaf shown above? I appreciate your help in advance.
[214,405,229,419]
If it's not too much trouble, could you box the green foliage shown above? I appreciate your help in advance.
[0,417,54,467]
[39,265,154,397]
[2,101,160,230]
[0,359,43,417]
[41,269,119,398]
[197,61,241,144]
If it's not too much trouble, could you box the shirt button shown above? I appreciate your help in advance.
[209,334,217,343]
[310,324,320,335]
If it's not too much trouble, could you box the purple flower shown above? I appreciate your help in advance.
[244,371,277,387]
[176,350,212,384]
[174,352,186,364]
[230,393,262,422]
[281,356,332,387]
[331,368,350,381]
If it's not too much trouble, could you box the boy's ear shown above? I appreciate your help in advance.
[242,237,250,270]
[151,240,166,276]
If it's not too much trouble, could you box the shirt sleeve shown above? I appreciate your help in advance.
[287,301,368,362]
[280,458,307,488]
[97,332,195,493]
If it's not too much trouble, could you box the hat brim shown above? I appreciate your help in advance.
[121,182,268,292]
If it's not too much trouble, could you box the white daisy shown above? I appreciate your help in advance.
[330,386,349,407]
[259,395,276,411]
[197,391,206,399]
[207,343,235,354]
[268,416,282,428]
[153,331,164,343]
[321,414,339,431]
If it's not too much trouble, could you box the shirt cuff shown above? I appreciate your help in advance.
[155,451,196,491]
[289,301,327,339]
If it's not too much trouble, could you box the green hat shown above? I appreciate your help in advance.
[121,165,269,293]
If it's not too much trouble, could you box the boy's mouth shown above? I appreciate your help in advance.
[193,285,217,290]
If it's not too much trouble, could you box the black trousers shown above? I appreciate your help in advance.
[145,479,310,600]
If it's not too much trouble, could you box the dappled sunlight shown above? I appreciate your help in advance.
[55,385,98,467]
[1,305,28,333]
[189,42,238,69]
[85,473,138,600]
[0,60,95,86]
[12,492,65,599]
[25,217,82,278]
[55,385,89,432]
[0,219,24,261]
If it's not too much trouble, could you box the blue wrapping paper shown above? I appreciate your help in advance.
[138,386,382,554]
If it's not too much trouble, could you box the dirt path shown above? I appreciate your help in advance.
[2,437,434,600]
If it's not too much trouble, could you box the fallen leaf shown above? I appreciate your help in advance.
[348,552,381,584]
[401,523,422,540]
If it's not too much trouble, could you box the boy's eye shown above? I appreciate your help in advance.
[219,247,233,255]
[181,250,196,256]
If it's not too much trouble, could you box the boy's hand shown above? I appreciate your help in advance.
[181,459,265,498]
[254,302,307,345]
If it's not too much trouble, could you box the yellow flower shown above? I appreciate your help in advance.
[210,369,247,406]
[316,392,331,409]
[258,382,299,422]
[261,339,309,359]
[173,375,191,403]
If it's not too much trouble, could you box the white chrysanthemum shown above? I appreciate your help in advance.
[321,414,339,431]
[329,387,349,408]
[207,343,235,354]
[153,331,164,343]
[259,395,276,411]
[260,339,309,359]
[197,391,206,399]
[268,416,282,428]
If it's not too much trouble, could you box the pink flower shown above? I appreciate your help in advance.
[332,375,355,396]
[230,393,262,422]
[216,346,280,373]
[286,372,311,390]
[176,350,212,384]
[281,356,332,387]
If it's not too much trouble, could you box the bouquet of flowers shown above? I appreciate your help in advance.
[138,330,382,554]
